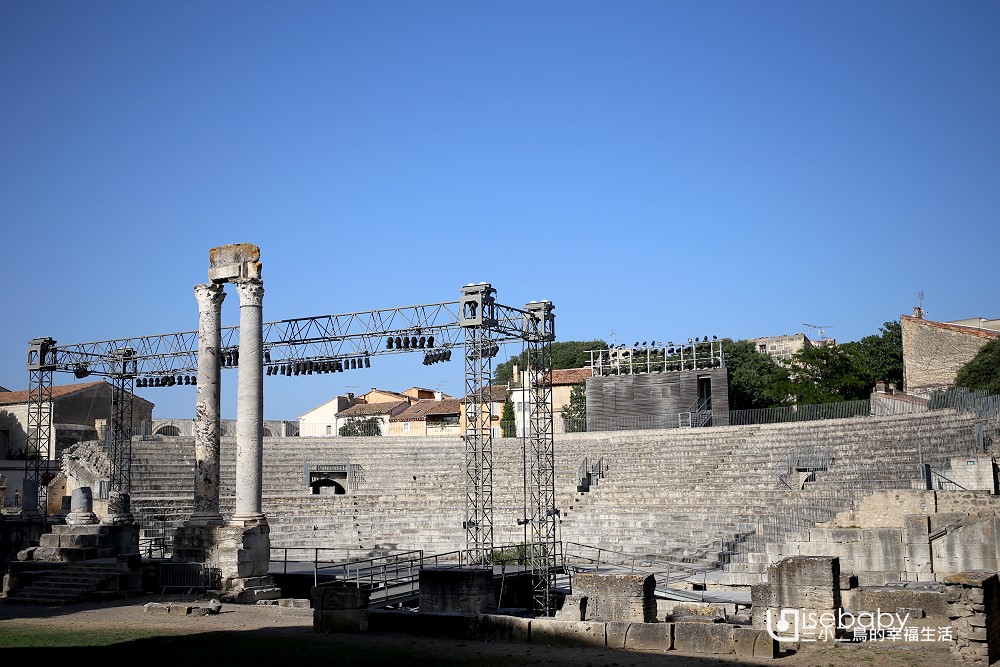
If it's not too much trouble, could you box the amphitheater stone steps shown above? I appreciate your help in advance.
[116,408,988,582]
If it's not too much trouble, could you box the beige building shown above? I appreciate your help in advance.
[298,394,356,437]
[300,387,458,437]
[0,381,153,459]
[0,381,154,508]
[459,385,510,437]
[747,333,831,363]
[901,308,999,398]
[509,368,591,435]
[388,395,461,436]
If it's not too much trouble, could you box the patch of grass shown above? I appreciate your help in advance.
[0,627,514,664]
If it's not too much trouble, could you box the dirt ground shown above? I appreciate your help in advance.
[0,594,961,666]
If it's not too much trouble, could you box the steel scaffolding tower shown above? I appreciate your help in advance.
[524,300,557,615]
[108,348,137,498]
[25,337,55,515]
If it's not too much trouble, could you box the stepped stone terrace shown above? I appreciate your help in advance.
[89,405,997,593]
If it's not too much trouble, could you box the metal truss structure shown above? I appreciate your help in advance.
[24,282,558,614]
[589,337,725,376]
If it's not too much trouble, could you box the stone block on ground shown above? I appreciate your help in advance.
[674,621,735,654]
[530,618,607,648]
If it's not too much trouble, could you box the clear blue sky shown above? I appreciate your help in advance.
[2,1,997,420]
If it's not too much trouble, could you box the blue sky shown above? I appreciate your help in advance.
[1,1,997,420]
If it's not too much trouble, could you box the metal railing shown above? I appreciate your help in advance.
[924,464,967,491]
[576,456,607,492]
[561,541,717,594]
[159,562,219,593]
[138,513,172,558]
[279,542,569,608]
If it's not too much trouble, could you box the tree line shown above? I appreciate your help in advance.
[493,321,1000,423]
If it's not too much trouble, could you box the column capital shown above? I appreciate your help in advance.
[234,278,264,307]
[194,282,226,310]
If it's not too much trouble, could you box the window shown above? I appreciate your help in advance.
[326,425,332,436]
[403,422,410,432]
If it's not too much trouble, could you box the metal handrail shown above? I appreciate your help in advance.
[925,465,967,491]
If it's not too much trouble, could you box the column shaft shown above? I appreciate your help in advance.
[234,279,264,521]
[192,283,225,524]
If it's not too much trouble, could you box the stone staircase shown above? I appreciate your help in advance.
[3,557,139,605]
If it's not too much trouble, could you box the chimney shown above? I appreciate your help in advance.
[434,390,443,401]
[913,307,924,319]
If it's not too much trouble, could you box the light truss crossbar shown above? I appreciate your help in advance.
[35,300,536,376]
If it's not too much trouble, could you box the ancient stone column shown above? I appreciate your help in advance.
[233,278,265,522]
[191,282,226,525]
[65,486,98,526]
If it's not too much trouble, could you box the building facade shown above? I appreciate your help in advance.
[901,309,999,398]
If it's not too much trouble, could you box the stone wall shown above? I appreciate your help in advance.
[901,314,997,396]
[776,490,1000,586]
[555,572,656,622]
[944,571,1000,665]
[361,610,779,660]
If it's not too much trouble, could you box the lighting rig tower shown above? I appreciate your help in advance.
[523,298,557,615]
[108,347,137,514]
[459,282,499,566]
[24,337,56,514]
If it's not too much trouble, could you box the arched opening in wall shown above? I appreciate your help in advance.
[263,427,273,437]
[155,425,181,437]
[310,477,346,495]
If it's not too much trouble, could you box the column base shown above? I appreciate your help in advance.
[188,512,225,526]
[229,513,268,527]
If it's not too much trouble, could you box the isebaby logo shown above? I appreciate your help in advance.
[765,608,912,642]
[765,608,801,641]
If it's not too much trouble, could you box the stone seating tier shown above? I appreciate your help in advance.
[120,409,984,578]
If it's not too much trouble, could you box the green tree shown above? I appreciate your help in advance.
[781,344,871,404]
[500,399,516,437]
[339,417,382,437]
[493,340,607,385]
[955,338,1000,395]
[840,320,903,389]
[560,381,587,432]
[722,339,790,410]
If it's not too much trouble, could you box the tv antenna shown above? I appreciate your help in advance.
[803,323,834,341]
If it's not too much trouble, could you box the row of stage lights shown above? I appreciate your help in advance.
[612,336,719,355]
[423,348,453,365]
[267,357,371,376]
[136,355,373,384]
[618,336,719,349]
[386,335,434,350]
[137,376,195,387]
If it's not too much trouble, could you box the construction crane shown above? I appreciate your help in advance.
[802,323,834,341]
